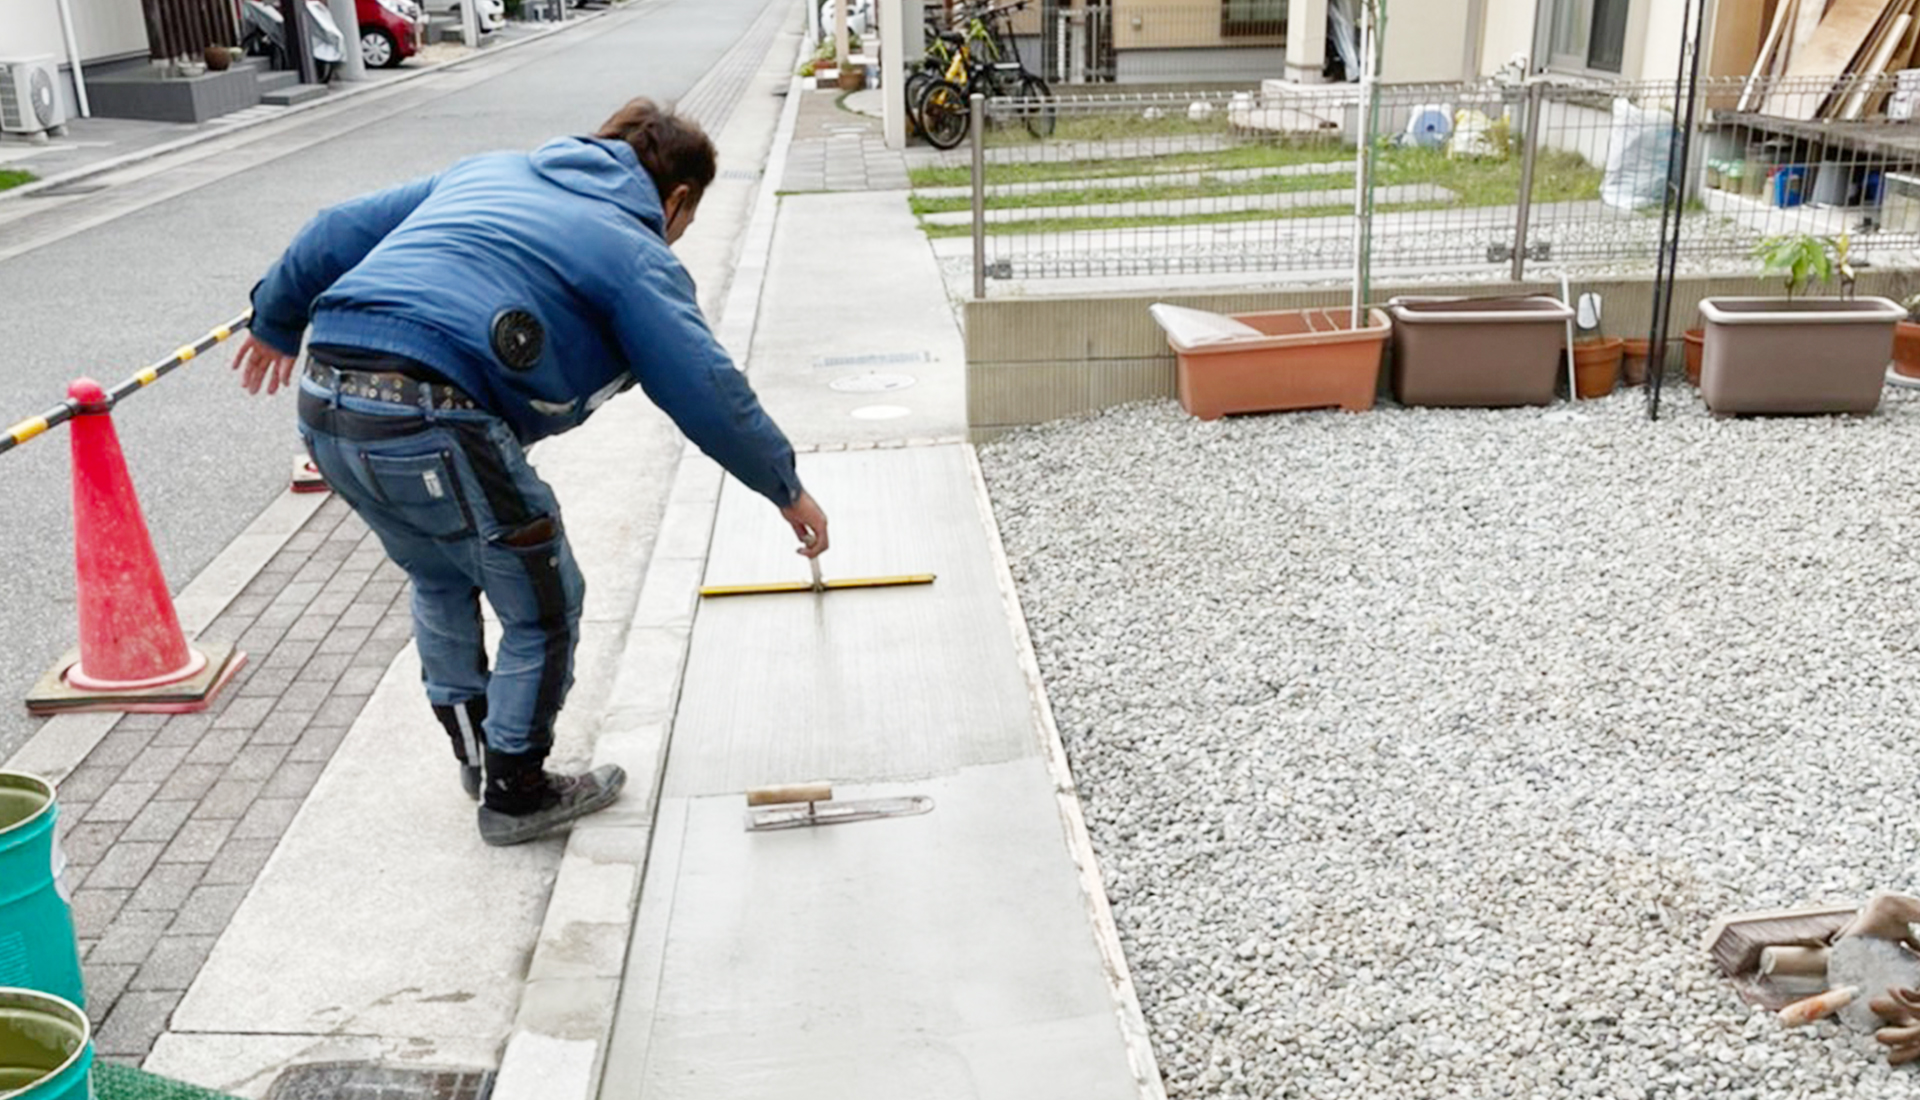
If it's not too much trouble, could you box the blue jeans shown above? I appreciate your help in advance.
[296,369,585,756]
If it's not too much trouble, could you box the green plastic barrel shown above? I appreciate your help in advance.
[0,986,92,1100]
[0,773,84,1009]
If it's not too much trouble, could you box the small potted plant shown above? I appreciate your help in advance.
[1893,291,1920,382]
[1571,330,1624,399]
[1696,233,1906,414]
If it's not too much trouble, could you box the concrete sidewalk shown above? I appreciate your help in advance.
[6,17,1162,1100]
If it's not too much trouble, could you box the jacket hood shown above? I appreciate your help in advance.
[529,136,665,233]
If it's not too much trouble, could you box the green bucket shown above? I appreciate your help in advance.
[0,773,84,1010]
[0,986,92,1100]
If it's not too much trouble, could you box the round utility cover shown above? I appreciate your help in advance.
[829,372,916,393]
[850,405,912,420]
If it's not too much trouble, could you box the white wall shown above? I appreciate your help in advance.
[0,0,149,64]
[1380,0,1474,83]
[1478,0,1537,76]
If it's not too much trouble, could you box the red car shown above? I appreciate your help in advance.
[357,0,427,68]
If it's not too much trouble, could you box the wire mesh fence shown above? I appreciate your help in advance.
[921,73,1920,288]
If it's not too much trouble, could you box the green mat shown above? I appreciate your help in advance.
[93,1062,242,1100]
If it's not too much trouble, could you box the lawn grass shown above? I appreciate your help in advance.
[907,139,1349,189]
[908,166,1353,216]
[912,144,1606,229]
[0,169,34,193]
[921,200,1451,239]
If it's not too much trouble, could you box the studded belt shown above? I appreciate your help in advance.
[305,361,479,412]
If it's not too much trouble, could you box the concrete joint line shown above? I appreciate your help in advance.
[963,445,1170,1100]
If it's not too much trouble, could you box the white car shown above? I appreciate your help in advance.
[427,0,506,33]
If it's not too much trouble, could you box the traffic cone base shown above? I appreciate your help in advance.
[68,646,208,693]
[26,643,244,717]
[291,454,330,494]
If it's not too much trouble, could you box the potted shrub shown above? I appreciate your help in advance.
[1697,234,1905,414]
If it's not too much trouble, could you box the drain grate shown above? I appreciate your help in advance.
[720,168,760,181]
[264,1063,494,1100]
[811,350,930,370]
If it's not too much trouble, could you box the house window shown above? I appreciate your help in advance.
[1222,0,1285,38]
[1546,0,1630,73]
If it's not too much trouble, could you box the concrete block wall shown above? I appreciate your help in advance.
[965,271,1920,440]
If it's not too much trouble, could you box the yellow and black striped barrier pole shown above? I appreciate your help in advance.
[0,310,253,457]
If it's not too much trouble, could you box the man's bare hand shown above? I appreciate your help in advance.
[1870,987,1920,1066]
[780,491,828,558]
[232,334,299,396]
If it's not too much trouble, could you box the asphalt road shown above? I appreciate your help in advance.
[0,0,785,760]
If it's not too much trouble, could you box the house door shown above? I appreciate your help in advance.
[1545,0,1629,73]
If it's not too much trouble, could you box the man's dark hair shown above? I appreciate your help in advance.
[595,98,717,208]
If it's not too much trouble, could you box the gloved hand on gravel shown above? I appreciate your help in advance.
[1869,987,1920,1066]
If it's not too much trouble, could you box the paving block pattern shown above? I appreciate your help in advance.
[54,496,415,1062]
[781,90,910,192]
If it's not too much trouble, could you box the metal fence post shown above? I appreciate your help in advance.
[1511,80,1544,283]
[972,93,987,300]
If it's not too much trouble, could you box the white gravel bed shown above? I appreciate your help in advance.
[979,387,1920,1100]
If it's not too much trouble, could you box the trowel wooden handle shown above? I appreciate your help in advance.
[747,783,833,806]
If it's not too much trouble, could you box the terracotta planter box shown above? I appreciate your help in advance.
[1386,296,1575,407]
[1160,307,1390,420]
[1698,297,1905,415]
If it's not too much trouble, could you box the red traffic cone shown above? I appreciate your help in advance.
[25,379,243,715]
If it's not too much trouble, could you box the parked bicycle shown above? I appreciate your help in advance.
[915,0,1055,150]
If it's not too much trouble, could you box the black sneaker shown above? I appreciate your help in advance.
[477,749,627,847]
[432,700,488,802]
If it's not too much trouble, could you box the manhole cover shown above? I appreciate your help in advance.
[829,372,916,393]
[812,351,930,370]
[265,1062,495,1100]
[850,404,912,420]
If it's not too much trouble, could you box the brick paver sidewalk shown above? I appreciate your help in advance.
[52,496,412,1060]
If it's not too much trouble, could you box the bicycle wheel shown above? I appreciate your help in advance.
[905,70,935,135]
[1017,74,1056,139]
[919,80,971,150]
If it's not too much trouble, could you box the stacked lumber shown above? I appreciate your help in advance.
[1743,0,1920,120]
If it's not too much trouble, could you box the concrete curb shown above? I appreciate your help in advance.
[488,26,808,1100]
[0,0,639,205]
[965,445,1170,1100]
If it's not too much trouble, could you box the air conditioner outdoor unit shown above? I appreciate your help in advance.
[0,56,68,140]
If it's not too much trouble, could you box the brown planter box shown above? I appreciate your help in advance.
[1163,307,1390,420]
[1698,298,1904,415]
[1386,296,1574,407]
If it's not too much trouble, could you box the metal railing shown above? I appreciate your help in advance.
[936,72,1920,289]
[143,0,242,63]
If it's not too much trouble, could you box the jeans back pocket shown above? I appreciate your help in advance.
[362,449,474,539]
